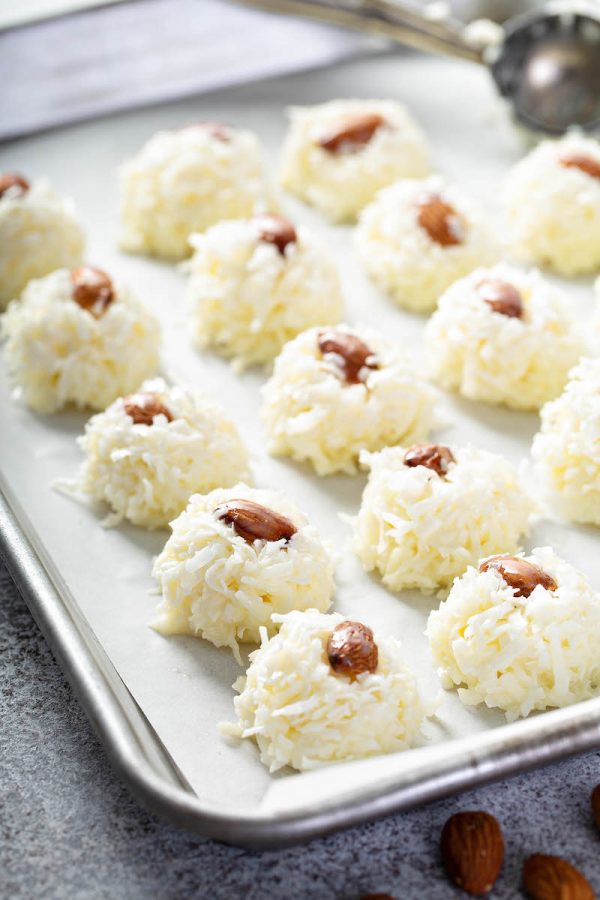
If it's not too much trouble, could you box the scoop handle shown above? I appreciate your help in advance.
[237,0,485,63]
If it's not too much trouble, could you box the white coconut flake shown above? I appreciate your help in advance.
[185,218,343,370]
[279,99,431,223]
[153,486,335,660]
[74,377,251,529]
[260,324,438,476]
[1,268,160,413]
[424,264,584,410]
[352,444,533,592]
[504,133,600,275]
[356,176,501,312]
[119,124,269,260]
[427,547,600,719]
[222,609,433,771]
[0,179,85,309]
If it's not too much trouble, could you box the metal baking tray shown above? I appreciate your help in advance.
[2,53,600,848]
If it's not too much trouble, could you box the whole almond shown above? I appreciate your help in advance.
[327,621,378,677]
[478,279,524,319]
[70,266,114,318]
[214,499,297,544]
[123,392,174,426]
[252,213,297,255]
[0,172,29,199]
[318,112,385,154]
[318,329,378,384]
[559,153,600,180]
[441,811,504,897]
[403,443,455,477]
[591,784,600,831]
[522,854,594,900]
[417,193,465,247]
[479,556,557,598]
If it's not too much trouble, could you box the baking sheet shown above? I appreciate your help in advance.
[1,52,598,818]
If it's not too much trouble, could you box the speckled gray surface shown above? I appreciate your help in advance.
[1,557,599,900]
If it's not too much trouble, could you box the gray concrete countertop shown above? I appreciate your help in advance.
[1,557,599,900]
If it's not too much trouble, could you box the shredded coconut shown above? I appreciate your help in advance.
[356,175,501,312]
[424,264,584,410]
[153,486,335,659]
[279,99,430,223]
[352,444,533,592]
[260,324,437,475]
[119,125,269,260]
[504,133,600,275]
[185,219,343,370]
[1,268,160,413]
[222,609,433,771]
[0,179,84,309]
[427,547,600,720]
[532,357,600,525]
[75,377,251,529]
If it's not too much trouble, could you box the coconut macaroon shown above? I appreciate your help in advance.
[222,610,431,771]
[427,548,600,720]
[75,378,251,529]
[119,122,269,260]
[356,176,501,313]
[260,324,437,476]
[278,99,430,222]
[0,173,85,309]
[424,264,583,411]
[532,357,600,526]
[185,213,343,369]
[353,443,533,592]
[504,133,600,275]
[1,266,160,413]
[153,486,335,659]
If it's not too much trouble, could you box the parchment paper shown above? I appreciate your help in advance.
[1,53,598,817]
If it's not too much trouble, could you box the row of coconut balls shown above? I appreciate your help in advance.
[53,379,600,772]
[1,99,600,316]
[3,256,600,527]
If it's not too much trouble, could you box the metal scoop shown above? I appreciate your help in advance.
[239,0,600,134]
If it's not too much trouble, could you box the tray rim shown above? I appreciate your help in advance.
[3,483,600,848]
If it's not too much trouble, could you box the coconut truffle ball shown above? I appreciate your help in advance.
[427,548,600,719]
[76,378,251,529]
[424,264,583,411]
[356,176,501,312]
[0,173,85,309]
[119,122,269,260]
[532,357,600,526]
[353,443,533,592]
[185,213,343,370]
[261,324,437,475]
[1,266,160,413]
[153,486,335,659]
[504,134,600,275]
[279,99,430,222]
[223,610,431,771]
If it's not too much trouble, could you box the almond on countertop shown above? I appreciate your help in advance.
[440,810,504,897]
[522,853,595,900]
[591,784,600,832]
